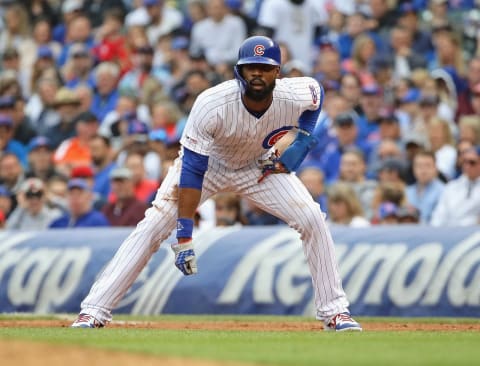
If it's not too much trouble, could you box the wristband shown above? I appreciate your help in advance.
[176,218,194,239]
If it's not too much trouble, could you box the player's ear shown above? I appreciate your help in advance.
[275,66,280,77]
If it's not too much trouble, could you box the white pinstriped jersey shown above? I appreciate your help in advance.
[180,77,323,169]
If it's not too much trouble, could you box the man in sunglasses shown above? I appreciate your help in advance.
[431,146,480,226]
[5,178,62,230]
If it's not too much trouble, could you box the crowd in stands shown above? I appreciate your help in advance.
[0,0,479,231]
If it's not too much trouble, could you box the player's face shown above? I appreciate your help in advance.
[241,63,279,102]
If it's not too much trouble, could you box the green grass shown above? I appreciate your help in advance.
[1,315,480,366]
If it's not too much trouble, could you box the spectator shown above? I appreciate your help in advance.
[405,150,445,224]
[427,117,457,180]
[0,185,13,219]
[53,111,99,176]
[375,202,399,225]
[25,136,61,181]
[49,178,110,228]
[396,3,433,59]
[213,192,246,226]
[0,95,36,146]
[313,47,342,87]
[320,112,371,184]
[0,153,25,196]
[327,183,370,227]
[89,134,116,200]
[90,62,120,123]
[45,174,68,213]
[256,0,321,70]
[102,167,148,227]
[431,146,480,226]
[92,9,131,74]
[25,77,61,135]
[396,205,421,224]
[0,114,28,166]
[70,165,107,211]
[297,164,328,214]
[456,57,480,118]
[376,157,408,185]
[338,149,377,219]
[123,152,159,203]
[356,84,384,144]
[243,199,284,226]
[144,0,184,46]
[458,115,480,145]
[62,43,94,88]
[470,83,480,116]
[44,89,80,150]
[342,34,377,86]
[6,177,62,230]
[339,72,363,114]
[371,181,407,224]
[389,25,427,80]
[190,0,246,69]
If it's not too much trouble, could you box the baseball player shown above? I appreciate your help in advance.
[71,36,362,332]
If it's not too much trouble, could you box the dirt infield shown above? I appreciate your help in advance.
[1,318,480,332]
[0,340,247,366]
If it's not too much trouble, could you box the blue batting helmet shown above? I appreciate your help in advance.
[234,36,281,92]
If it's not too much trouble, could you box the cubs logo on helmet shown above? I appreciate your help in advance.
[254,44,265,56]
[262,126,293,149]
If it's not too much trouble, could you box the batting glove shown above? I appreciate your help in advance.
[171,240,198,275]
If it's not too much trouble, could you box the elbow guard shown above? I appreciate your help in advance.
[279,129,318,172]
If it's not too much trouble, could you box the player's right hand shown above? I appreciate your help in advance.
[171,240,198,275]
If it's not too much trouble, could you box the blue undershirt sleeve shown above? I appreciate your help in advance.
[179,147,209,190]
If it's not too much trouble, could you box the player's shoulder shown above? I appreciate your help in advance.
[277,76,320,89]
[276,77,322,107]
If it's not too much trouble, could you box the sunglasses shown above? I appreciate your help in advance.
[462,159,479,167]
[25,191,44,199]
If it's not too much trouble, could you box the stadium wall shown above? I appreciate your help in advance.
[0,226,479,317]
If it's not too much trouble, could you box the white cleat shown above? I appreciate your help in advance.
[71,313,104,328]
[324,312,362,332]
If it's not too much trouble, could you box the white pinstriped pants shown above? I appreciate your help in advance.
[81,157,349,323]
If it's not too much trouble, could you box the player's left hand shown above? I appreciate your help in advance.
[258,151,288,183]
[171,240,198,275]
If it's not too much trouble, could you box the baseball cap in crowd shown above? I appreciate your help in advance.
[361,84,381,96]
[28,136,52,152]
[2,47,18,60]
[378,202,398,220]
[0,185,10,197]
[71,165,94,179]
[67,178,90,191]
[377,157,407,176]
[419,94,439,106]
[399,88,420,104]
[148,128,168,143]
[37,45,53,59]
[368,54,393,74]
[396,205,420,223]
[399,2,417,14]
[0,114,13,127]
[403,133,426,148]
[378,111,399,124]
[0,95,16,109]
[135,44,154,54]
[109,167,133,180]
[225,0,242,10]
[69,43,90,58]
[74,111,98,125]
[334,112,356,127]
[52,88,81,107]
[144,0,161,6]
[127,119,149,135]
[20,178,45,198]
[171,37,189,51]
[282,60,309,76]
[62,0,83,14]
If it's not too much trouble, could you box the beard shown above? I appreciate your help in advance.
[244,78,276,102]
